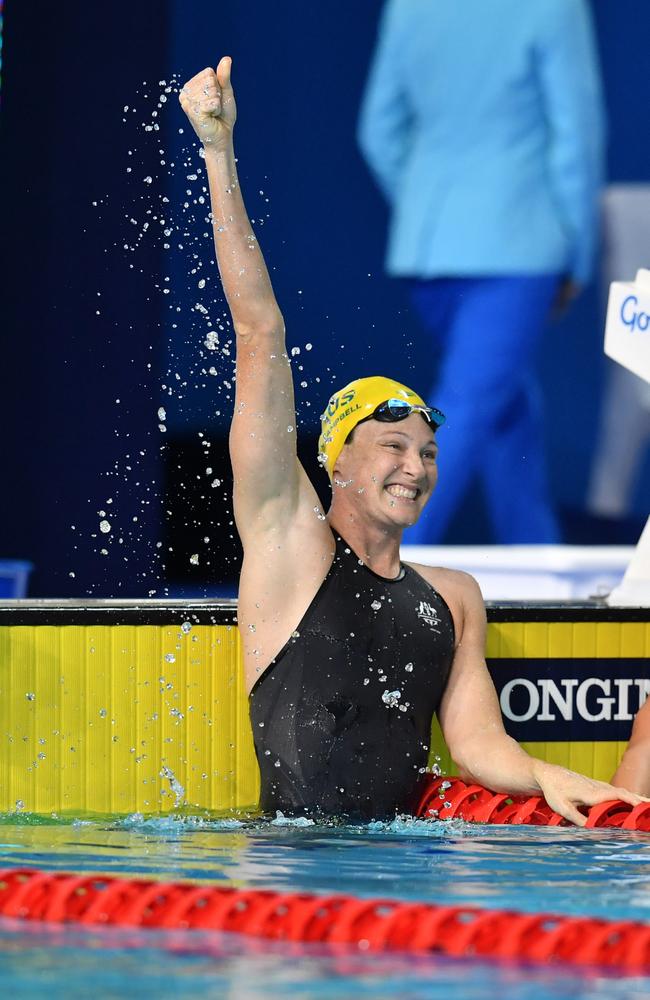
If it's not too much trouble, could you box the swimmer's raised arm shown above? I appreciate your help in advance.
[180,58,301,539]
[436,572,647,826]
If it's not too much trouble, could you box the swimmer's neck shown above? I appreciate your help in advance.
[327,510,403,579]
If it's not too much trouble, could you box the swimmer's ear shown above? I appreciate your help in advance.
[216,56,233,90]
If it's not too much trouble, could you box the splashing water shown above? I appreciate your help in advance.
[159,764,185,808]
[79,74,334,596]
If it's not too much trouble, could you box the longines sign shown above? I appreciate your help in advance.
[487,659,649,742]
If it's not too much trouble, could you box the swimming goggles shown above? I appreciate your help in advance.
[373,398,446,427]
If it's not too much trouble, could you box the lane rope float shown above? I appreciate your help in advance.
[1,866,650,972]
[414,775,650,830]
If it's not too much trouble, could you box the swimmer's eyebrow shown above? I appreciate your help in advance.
[377,430,438,449]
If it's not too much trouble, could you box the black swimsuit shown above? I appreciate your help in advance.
[249,533,455,820]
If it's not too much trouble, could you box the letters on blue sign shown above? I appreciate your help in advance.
[620,295,650,332]
[488,657,649,742]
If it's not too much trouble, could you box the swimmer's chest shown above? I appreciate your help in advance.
[289,546,455,699]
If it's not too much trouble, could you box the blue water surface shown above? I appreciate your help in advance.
[1,812,649,999]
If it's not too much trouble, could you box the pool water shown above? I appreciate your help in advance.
[1,813,650,998]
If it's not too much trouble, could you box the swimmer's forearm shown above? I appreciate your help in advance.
[448,688,646,824]
[203,141,283,337]
[455,733,545,797]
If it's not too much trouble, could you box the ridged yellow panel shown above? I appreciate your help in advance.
[0,624,259,816]
[1,617,647,815]
[487,620,650,660]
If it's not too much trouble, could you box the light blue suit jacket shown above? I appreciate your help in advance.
[358,0,605,284]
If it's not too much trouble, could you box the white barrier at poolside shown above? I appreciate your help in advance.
[400,544,635,601]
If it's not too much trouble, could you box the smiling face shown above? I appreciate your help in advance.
[332,413,439,529]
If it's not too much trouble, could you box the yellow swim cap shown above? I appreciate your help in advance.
[318,376,434,479]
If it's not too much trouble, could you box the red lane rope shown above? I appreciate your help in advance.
[414,776,650,830]
[1,779,649,971]
[1,867,650,972]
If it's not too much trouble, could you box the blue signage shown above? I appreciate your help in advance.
[488,658,649,742]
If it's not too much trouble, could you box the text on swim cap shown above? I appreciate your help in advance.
[325,389,356,420]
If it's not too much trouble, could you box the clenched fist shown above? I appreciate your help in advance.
[179,56,236,150]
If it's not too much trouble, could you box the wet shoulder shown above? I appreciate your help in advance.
[404,564,484,647]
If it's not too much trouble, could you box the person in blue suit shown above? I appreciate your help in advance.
[358,0,605,544]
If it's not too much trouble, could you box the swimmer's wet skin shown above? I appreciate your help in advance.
[179,57,647,826]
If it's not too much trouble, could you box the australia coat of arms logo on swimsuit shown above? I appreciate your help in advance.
[416,600,441,632]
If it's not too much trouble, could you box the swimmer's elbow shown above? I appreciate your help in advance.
[447,730,516,786]
[445,740,476,783]
[234,310,285,344]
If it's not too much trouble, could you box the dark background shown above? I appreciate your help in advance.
[1,1,648,597]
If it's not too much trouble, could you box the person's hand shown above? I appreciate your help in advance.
[533,761,648,826]
[551,278,582,319]
[179,57,236,150]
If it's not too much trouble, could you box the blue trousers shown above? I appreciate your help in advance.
[404,275,562,545]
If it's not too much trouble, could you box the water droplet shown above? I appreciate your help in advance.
[99,708,107,719]
[160,765,185,807]
[25,692,35,702]
[165,653,176,663]
[371,600,382,611]
[181,621,192,634]
[189,553,199,565]
[157,406,167,422]
[404,662,414,672]
[99,519,111,534]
